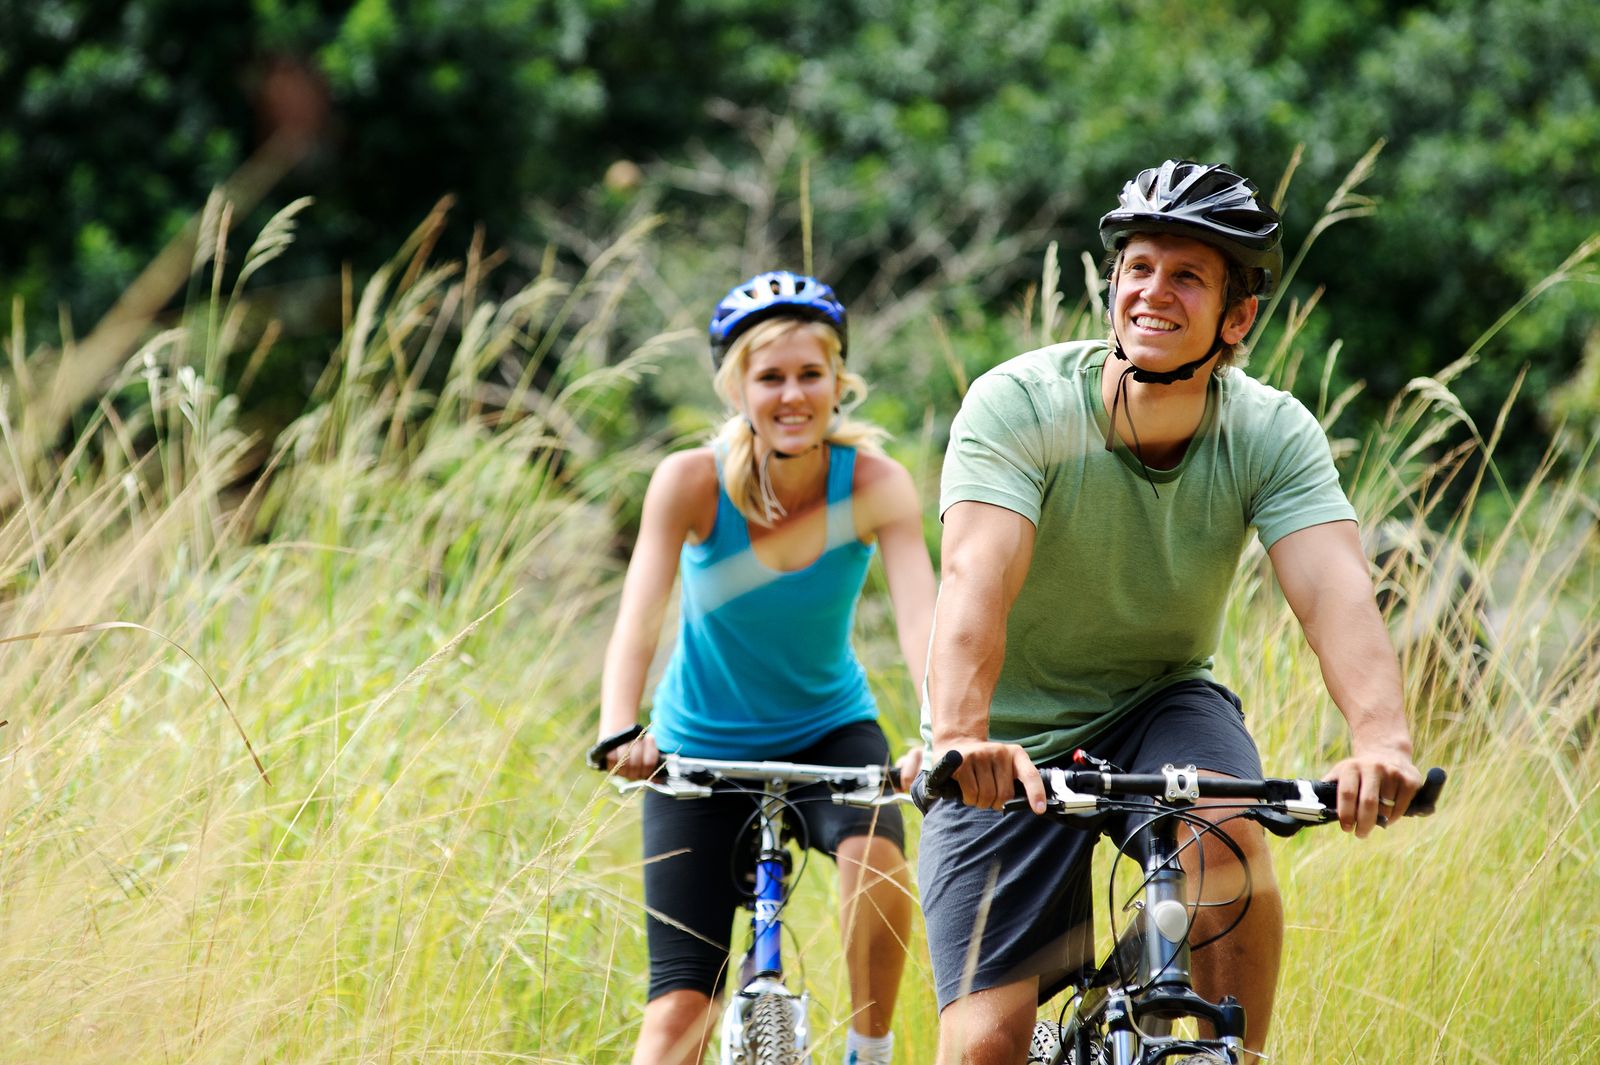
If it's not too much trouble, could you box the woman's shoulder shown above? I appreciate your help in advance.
[653,446,719,489]
[647,447,721,512]
[850,447,911,485]
[645,447,722,543]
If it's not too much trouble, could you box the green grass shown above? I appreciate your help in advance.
[1,192,1597,1063]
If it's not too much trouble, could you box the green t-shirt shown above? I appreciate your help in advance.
[929,340,1357,761]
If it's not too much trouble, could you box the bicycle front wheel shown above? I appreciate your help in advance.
[746,991,801,1065]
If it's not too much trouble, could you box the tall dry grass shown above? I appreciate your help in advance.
[0,161,1596,1064]
[0,202,674,1063]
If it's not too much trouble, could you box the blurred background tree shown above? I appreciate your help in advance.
[2,0,1596,484]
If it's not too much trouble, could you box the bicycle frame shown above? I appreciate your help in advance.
[709,780,814,1065]
[751,790,787,979]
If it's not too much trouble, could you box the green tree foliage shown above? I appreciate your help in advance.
[3,0,1595,476]
[1,0,255,320]
[1301,0,1600,433]
[0,0,774,320]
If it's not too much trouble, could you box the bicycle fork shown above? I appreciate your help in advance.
[719,789,812,1065]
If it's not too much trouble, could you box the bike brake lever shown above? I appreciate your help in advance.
[1281,779,1328,821]
[1254,808,1307,838]
[615,777,713,799]
[833,785,907,807]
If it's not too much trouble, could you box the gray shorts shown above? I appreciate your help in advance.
[917,680,1263,1010]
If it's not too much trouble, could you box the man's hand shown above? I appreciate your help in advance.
[936,739,1048,814]
[1323,744,1422,837]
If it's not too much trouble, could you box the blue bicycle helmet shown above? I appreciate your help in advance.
[1099,160,1282,296]
[708,271,848,370]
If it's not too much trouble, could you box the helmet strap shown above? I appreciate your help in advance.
[745,414,827,525]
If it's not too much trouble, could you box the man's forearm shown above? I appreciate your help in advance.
[1309,594,1412,754]
[928,601,1007,746]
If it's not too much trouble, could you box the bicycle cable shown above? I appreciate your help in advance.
[1177,808,1261,952]
[715,780,812,923]
[1102,803,1252,990]
[715,775,890,920]
[720,781,885,987]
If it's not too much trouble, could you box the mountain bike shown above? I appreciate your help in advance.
[914,751,1447,1065]
[589,725,911,1065]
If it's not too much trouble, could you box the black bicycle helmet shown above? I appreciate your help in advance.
[1099,160,1282,296]
[708,271,848,370]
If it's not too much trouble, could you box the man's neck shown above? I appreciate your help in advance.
[1100,359,1211,469]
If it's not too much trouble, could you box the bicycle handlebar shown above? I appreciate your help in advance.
[590,748,908,806]
[585,729,902,786]
[912,750,1447,828]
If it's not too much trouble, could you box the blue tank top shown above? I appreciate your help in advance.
[650,444,878,758]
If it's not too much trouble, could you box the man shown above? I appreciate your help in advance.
[920,159,1423,1063]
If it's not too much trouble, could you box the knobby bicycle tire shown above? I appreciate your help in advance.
[747,991,801,1065]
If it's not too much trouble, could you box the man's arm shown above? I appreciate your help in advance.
[928,500,1047,812]
[1267,519,1423,836]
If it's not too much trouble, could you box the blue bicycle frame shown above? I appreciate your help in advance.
[750,791,788,979]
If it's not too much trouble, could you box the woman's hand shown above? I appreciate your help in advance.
[892,745,924,791]
[603,729,661,781]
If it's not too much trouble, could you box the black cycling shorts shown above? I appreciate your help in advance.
[641,719,907,1000]
[918,679,1264,1010]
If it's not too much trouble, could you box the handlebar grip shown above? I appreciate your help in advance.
[910,750,965,811]
[1311,766,1448,816]
[1409,766,1447,816]
[585,724,644,770]
[886,764,903,792]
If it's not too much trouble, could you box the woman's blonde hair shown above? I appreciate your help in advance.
[711,317,887,526]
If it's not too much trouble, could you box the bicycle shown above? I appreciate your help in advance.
[589,725,911,1065]
[913,751,1447,1065]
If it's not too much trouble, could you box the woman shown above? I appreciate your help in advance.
[597,271,936,1065]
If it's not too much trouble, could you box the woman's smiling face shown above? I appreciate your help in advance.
[1113,233,1255,372]
[741,325,841,453]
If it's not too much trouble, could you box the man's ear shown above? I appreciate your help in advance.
[1222,295,1259,346]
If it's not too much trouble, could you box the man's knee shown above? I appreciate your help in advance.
[942,1024,1030,1065]
[1187,813,1277,899]
[937,984,1037,1065]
